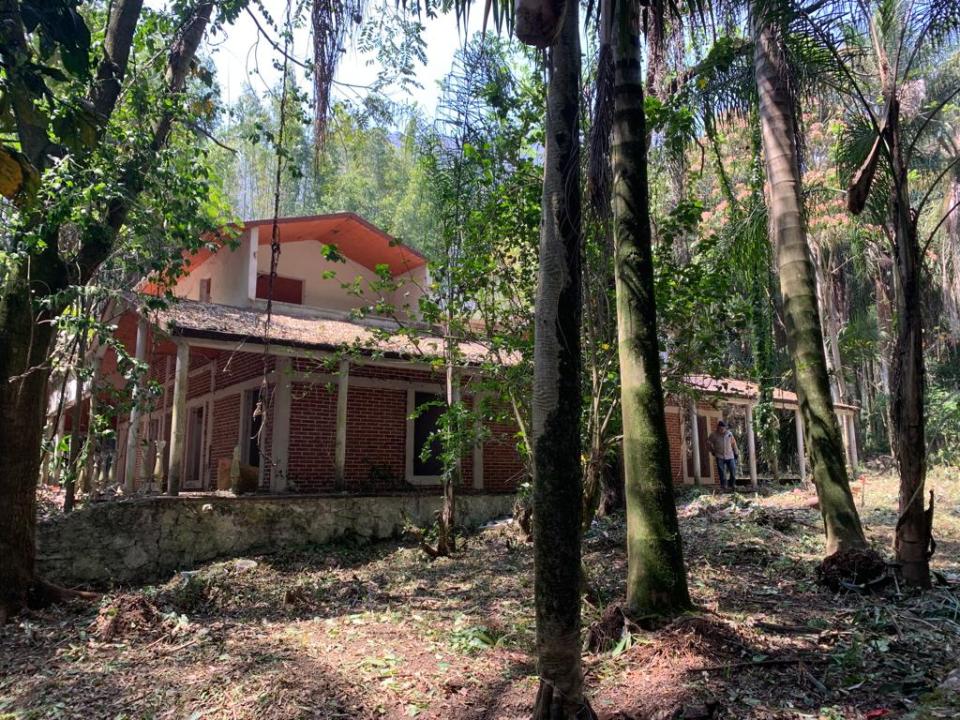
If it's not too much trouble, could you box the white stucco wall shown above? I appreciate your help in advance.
[173,234,429,320]
[174,233,250,306]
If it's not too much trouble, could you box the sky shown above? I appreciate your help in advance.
[200,2,490,117]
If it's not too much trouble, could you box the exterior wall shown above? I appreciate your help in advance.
[288,381,337,491]
[175,232,249,306]
[665,408,685,485]
[36,492,517,587]
[256,239,383,313]
[172,233,425,321]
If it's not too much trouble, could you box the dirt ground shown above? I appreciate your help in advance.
[2,470,959,720]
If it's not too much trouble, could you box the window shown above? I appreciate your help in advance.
[410,391,444,478]
[256,274,303,305]
[198,277,211,303]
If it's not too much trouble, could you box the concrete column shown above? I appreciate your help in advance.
[50,413,66,484]
[247,225,259,303]
[689,399,701,485]
[123,314,149,493]
[82,350,105,493]
[166,341,190,496]
[271,356,292,492]
[472,393,485,491]
[795,408,806,482]
[334,358,349,490]
[449,366,462,479]
[746,403,758,489]
[157,355,171,482]
[848,414,859,470]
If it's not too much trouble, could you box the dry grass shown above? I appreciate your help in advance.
[1,471,959,720]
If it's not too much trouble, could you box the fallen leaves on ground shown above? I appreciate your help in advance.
[2,470,960,719]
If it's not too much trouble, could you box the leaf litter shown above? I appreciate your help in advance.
[1,471,959,719]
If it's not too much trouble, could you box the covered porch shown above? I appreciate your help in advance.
[678,376,860,488]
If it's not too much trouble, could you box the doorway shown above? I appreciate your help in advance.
[184,405,205,489]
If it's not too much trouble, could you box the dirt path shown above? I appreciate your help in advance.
[2,471,959,719]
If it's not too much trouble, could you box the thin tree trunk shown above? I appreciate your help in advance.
[887,98,931,587]
[612,0,691,616]
[530,1,594,716]
[752,6,867,556]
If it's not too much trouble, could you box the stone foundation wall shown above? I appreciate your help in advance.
[37,493,515,587]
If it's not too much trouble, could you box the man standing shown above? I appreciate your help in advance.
[707,420,739,491]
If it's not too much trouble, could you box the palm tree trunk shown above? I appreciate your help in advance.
[530,1,594,717]
[887,98,930,587]
[752,6,867,556]
[612,0,691,616]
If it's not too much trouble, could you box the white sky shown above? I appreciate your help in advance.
[199,2,490,117]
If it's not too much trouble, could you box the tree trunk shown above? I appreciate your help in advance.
[529,1,594,716]
[887,98,930,587]
[752,6,867,556]
[612,0,691,616]
[0,255,62,621]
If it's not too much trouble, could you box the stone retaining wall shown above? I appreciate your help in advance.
[37,493,515,587]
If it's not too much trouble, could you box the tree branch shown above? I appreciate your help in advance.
[74,2,215,285]
[89,0,145,130]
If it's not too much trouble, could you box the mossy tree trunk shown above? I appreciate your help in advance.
[529,1,595,717]
[612,0,692,617]
[752,6,867,556]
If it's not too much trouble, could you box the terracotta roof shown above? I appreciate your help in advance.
[683,374,859,411]
[154,300,504,365]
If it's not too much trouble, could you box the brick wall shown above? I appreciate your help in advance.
[288,382,337,491]
[345,385,408,490]
[482,418,526,492]
[665,409,685,484]
[209,393,241,484]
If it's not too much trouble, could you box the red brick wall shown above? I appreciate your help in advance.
[216,352,272,389]
[345,385,408,490]
[665,409,685,484]
[483,419,526,492]
[210,393,241,484]
[288,382,337,491]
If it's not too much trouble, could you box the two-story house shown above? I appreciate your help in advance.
[47,213,862,496]
[72,213,525,495]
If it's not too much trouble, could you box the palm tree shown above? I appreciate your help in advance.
[807,0,960,585]
[750,0,870,556]
[607,0,693,615]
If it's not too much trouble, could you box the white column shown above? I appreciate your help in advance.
[746,403,758,489]
[158,355,171,481]
[334,358,349,490]
[848,414,859,470]
[123,314,149,493]
[167,341,190,496]
[689,399,701,485]
[795,408,807,482]
[449,366,462,480]
[472,394,485,491]
[247,225,259,303]
[271,356,292,492]
[50,413,66,484]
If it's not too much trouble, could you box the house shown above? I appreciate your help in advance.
[45,212,860,496]
[51,213,525,495]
